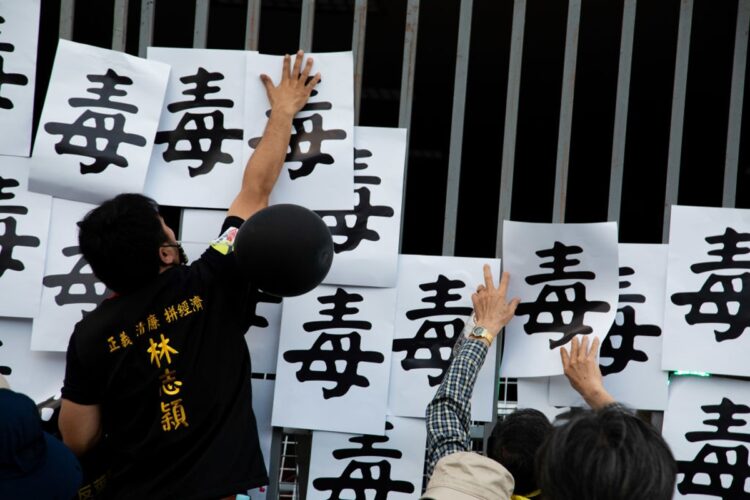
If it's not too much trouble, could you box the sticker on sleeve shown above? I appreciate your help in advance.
[210,227,239,255]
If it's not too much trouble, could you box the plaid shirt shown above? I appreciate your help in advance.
[424,324,490,478]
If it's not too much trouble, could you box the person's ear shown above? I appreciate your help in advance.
[159,246,175,266]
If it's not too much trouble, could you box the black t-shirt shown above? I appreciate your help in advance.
[62,216,268,500]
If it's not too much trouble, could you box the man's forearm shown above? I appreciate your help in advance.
[241,109,295,198]
[425,337,489,478]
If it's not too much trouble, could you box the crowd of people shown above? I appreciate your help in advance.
[0,50,678,500]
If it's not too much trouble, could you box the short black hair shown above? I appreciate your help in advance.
[78,193,167,294]
[535,406,677,500]
[489,408,553,494]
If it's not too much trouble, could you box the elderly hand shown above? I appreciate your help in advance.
[471,266,520,342]
[261,50,321,118]
[560,336,615,410]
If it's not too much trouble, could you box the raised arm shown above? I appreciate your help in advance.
[424,267,520,477]
[227,50,321,220]
[560,335,616,410]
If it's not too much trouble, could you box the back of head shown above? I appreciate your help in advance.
[536,406,677,500]
[78,193,166,294]
[489,408,553,495]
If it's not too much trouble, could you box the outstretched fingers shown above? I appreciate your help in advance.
[292,50,304,80]
[282,53,291,81]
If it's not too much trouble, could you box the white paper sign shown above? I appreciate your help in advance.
[500,221,618,378]
[243,52,354,210]
[549,244,669,410]
[388,255,500,422]
[144,48,247,209]
[662,375,750,498]
[0,0,40,156]
[663,205,750,376]
[179,208,282,374]
[319,126,406,287]
[0,318,66,403]
[31,197,108,351]
[29,40,169,204]
[516,377,569,423]
[307,416,426,500]
[247,378,274,500]
[0,162,51,318]
[273,284,396,435]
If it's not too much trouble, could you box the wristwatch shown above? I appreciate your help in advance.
[468,326,494,345]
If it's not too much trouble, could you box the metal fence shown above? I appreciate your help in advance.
[47,0,749,496]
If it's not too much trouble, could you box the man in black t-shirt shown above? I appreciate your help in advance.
[59,51,321,500]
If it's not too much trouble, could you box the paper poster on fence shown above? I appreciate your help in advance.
[307,416,426,500]
[0,0,41,156]
[144,48,248,209]
[662,375,750,498]
[0,318,66,403]
[272,284,396,435]
[548,244,669,410]
[662,205,750,377]
[500,221,618,378]
[31,197,108,352]
[516,377,569,423]
[0,161,51,318]
[29,40,169,204]
[388,254,499,422]
[247,378,275,500]
[319,126,406,288]
[180,208,282,374]
[244,52,354,210]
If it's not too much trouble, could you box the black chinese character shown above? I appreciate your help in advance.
[599,267,661,375]
[155,68,242,177]
[312,421,416,499]
[248,83,346,180]
[316,148,394,253]
[44,69,146,174]
[516,242,610,349]
[0,176,39,278]
[42,246,109,316]
[0,16,28,110]
[677,398,750,498]
[0,340,11,375]
[284,332,383,399]
[393,275,473,386]
[283,288,383,398]
[672,228,750,343]
[247,287,282,329]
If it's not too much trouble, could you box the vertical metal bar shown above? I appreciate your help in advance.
[193,0,210,49]
[352,0,368,125]
[245,0,262,51]
[59,0,76,40]
[723,0,750,208]
[398,0,420,250]
[112,0,130,52]
[442,0,474,257]
[496,0,526,255]
[299,0,316,52]
[551,0,582,224]
[663,0,693,242]
[266,428,282,499]
[138,0,155,58]
[607,0,637,222]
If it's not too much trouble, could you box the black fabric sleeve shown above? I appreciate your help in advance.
[61,332,103,405]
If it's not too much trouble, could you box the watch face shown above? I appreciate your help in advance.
[472,326,485,336]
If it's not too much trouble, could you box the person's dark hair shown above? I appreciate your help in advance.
[77,193,168,294]
[535,406,677,500]
[489,408,553,495]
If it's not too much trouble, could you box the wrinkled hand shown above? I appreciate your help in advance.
[471,266,520,340]
[261,50,321,118]
[560,336,615,410]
